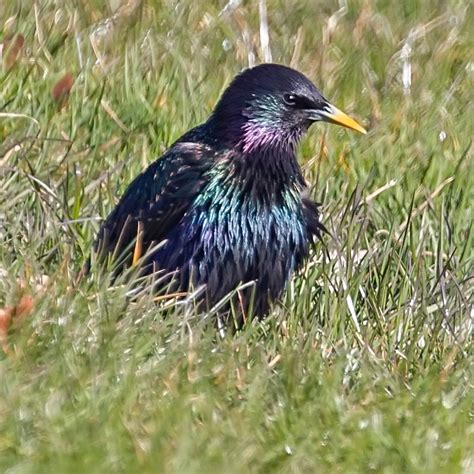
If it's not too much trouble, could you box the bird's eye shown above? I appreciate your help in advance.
[283,94,297,106]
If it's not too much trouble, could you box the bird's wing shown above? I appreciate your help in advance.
[94,141,214,266]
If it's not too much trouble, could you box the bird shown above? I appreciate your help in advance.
[93,63,366,325]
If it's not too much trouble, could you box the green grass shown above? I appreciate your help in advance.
[0,0,472,472]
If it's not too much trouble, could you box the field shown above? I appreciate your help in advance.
[0,0,472,472]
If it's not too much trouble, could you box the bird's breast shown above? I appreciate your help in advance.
[178,182,310,301]
[151,157,313,315]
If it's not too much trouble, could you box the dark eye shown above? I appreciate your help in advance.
[283,93,297,106]
[283,93,316,109]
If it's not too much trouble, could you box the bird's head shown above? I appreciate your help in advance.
[210,63,366,153]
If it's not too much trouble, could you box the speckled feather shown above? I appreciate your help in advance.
[95,64,327,320]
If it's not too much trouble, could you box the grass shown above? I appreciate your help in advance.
[0,0,472,472]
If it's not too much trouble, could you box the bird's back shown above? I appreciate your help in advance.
[94,124,214,269]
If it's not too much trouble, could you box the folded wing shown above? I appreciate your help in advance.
[95,141,214,269]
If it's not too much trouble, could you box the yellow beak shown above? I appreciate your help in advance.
[317,103,367,134]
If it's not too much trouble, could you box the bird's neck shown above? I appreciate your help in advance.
[206,114,304,155]
[221,143,306,203]
[201,117,307,196]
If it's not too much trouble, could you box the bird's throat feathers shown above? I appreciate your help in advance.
[240,119,303,155]
[200,114,305,191]
[208,113,304,157]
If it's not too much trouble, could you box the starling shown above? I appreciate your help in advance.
[94,63,366,322]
